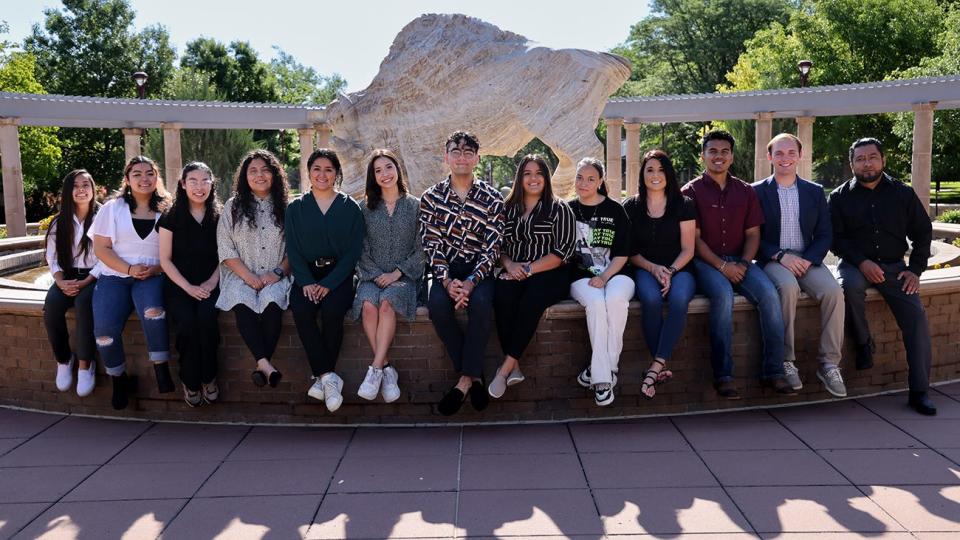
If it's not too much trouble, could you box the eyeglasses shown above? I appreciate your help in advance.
[448,149,477,159]
[185,179,213,187]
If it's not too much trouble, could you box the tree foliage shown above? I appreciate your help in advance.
[722,0,946,185]
[611,0,794,183]
[270,47,346,106]
[23,0,176,190]
[145,69,261,201]
[0,22,63,220]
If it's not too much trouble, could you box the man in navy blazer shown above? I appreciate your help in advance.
[752,133,846,398]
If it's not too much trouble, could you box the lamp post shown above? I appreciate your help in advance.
[797,60,813,88]
[132,71,148,99]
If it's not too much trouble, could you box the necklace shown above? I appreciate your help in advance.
[575,201,599,224]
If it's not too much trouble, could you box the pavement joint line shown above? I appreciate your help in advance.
[670,414,761,536]
[768,404,915,534]
[0,406,69,459]
[564,418,605,530]
[154,423,253,540]
[452,425,463,540]
[856,390,960,470]
[305,425,359,538]
[11,415,157,539]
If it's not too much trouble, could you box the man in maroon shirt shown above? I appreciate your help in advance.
[682,130,793,398]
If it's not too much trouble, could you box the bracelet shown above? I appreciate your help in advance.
[127,264,132,275]
[718,261,727,272]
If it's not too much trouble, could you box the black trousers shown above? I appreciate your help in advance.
[494,266,570,359]
[426,261,495,379]
[166,285,220,391]
[290,280,354,377]
[43,282,96,363]
[838,260,932,392]
[233,303,283,363]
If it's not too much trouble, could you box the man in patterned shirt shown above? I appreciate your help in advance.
[753,133,846,398]
[419,131,505,416]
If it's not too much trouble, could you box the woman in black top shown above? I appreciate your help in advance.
[568,158,633,407]
[158,162,222,407]
[623,149,696,399]
[489,155,575,398]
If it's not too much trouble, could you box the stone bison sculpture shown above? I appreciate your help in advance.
[325,13,631,197]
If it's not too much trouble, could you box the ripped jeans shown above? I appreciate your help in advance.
[93,275,170,376]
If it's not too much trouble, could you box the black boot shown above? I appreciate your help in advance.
[154,362,175,394]
[111,374,130,410]
[908,391,937,416]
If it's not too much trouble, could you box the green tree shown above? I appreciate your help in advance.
[723,0,945,185]
[891,5,960,184]
[270,47,346,106]
[0,22,64,221]
[23,0,176,190]
[145,69,261,200]
[612,0,795,182]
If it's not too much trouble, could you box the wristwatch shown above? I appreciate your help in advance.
[774,250,786,263]
[521,263,532,275]
[466,274,478,285]
[666,266,678,275]
[272,267,284,278]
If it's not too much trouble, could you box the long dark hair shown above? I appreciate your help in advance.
[45,169,100,272]
[231,149,288,230]
[576,157,608,197]
[119,155,170,212]
[505,154,555,222]
[638,149,682,214]
[167,162,221,227]
[364,149,408,210]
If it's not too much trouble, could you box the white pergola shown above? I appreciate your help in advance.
[601,74,960,208]
[2,74,959,236]
[0,93,330,236]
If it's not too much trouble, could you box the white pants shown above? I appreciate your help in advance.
[570,275,635,385]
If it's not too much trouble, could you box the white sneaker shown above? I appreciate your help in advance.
[55,357,75,392]
[321,372,344,413]
[307,378,325,401]
[381,365,401,403]
[594,383,614,406]
[357,365,383,401]
[76,362,96,397]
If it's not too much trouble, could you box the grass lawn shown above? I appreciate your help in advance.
[909,180,960,204]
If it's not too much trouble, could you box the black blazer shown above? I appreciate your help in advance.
[751,175,832,265]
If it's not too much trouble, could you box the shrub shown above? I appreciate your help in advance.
[937,209,960,223]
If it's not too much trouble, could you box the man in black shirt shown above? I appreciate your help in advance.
[828,137,935,415]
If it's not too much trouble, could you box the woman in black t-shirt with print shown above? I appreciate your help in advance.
[568,157,633,407]
[158,162,222,407]
[623,149,697,400]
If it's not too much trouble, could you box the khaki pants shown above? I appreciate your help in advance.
[763,262,844,367]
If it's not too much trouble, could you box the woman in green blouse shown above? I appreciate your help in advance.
[285,149,364,413]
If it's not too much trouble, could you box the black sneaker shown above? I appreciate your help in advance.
[154,362,175,393]
[856,340,875,370]
[577,367,592,388]
[111,374,131,410]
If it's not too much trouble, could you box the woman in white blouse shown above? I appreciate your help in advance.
[216,150,292,388]
[44,169,101,397]
[90,156,173,410]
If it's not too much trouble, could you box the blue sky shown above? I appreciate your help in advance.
[5,1,652,92]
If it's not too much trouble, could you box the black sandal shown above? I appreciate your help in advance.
[641,359,673,400]
[251,370,267,387]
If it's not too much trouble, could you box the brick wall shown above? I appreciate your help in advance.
[1,283,959,424]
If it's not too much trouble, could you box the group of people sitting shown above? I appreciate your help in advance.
[41,128,939,417]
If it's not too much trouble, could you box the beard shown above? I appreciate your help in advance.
[854,170,882,184]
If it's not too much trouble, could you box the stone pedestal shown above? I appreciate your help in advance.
[0,118,26,237]
[605,119,623,200]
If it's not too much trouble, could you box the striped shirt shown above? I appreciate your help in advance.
[419,176,505,282]
[777,183,805,252]
[501,198,576,264]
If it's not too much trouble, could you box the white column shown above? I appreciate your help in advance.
[754,112,774,181]
[911,102,936,216]
[161,123,182,193]
[796,116,815,179]
[605,118,623,200]
[315,123,331,149]
[0,118,27,237]
[298,127,316,193]
[624,121,642,198]
[122,128,143,165]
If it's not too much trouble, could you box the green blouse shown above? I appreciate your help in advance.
[285,191,364,289]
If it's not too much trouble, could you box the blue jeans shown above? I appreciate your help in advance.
[634,268,696,361]
[693,257,785,382]
[93,275,170,376]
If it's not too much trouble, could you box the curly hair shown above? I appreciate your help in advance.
[231,149,289,230]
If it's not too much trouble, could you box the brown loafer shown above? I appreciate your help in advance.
[763,375,798,395]
[714,380,741,400]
